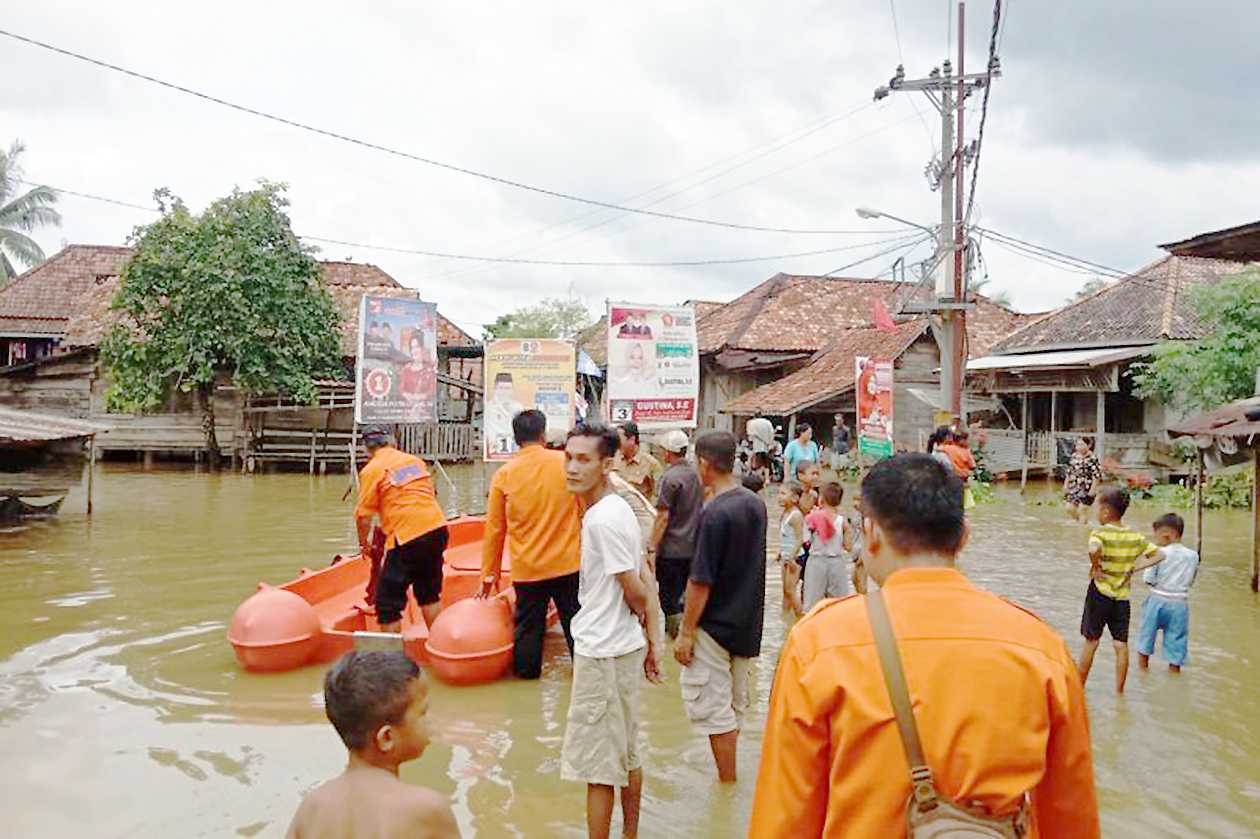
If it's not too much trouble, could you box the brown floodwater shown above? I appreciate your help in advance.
[1,464,1258,837]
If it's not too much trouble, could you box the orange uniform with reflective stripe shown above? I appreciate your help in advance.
[354,446,446,549]
[481,444,581,583]
[749,567,1099,839]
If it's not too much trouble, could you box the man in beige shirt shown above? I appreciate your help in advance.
[613,421,662,500]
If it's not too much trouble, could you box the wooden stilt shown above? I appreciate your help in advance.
[1195,448,1204,560]
[1096,391,1107,462]
[86,436,96,516]
[1251,451,1259,592]
[1019,393,1029,493]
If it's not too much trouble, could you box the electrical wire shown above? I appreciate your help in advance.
[27,173,926,269]
[978,227,1125,276]
[0,27,882,236]
[887,0,936,155]
[963,0,1002,227]
[824,234,931,276]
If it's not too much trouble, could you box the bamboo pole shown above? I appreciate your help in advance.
[1251,450,1259,592]
[1019,393,1029,493]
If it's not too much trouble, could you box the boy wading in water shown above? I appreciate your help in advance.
[1077,487,1166,693]
[560,423,663,839]
[1137,513,1199,674]
[802,481,852,611]
[777,483,806,619]
[287,651,459,839]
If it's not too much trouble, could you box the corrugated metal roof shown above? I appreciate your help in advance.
[1167,396,1260,440]
[967,345,1152,372]
[0,407,110,444]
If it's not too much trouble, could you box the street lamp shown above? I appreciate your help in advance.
[854,207,937,238]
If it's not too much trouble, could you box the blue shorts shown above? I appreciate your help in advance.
[1136,594,1189,666]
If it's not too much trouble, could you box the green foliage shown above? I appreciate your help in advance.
[1067,277,1109,303]
[969,480,997,505]
[1133,466,1253,510]
[0,140,62,279]
[1130,269,1260,414]
[102,182,342,420]
[484,296,592,341]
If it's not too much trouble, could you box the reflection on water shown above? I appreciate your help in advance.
[0,464,1258,836]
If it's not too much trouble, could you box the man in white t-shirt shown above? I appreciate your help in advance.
[560,422,664,839]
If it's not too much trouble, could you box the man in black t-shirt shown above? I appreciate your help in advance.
[674,430,767,783]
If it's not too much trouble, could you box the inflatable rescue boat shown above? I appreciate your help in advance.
[228,516,547,685]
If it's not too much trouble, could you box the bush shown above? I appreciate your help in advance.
[1133,466,1254,510]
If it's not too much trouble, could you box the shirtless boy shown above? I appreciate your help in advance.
[287,651,459,839]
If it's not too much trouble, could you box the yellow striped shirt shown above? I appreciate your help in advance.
[1088,523,1158,599]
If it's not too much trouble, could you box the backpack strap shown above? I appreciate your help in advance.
[866,588,939,812]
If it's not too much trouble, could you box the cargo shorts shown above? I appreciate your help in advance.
[679,628,753,736]
[560,647,646,788]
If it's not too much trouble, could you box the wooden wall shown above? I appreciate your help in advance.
[892,333,942,452]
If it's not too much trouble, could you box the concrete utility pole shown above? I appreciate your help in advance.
[873,0,999,423]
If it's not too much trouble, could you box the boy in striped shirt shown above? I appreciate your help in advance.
[1077,487,1166,693]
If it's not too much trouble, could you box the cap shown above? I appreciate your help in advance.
[656,429,689,454]
[361,425,391,445]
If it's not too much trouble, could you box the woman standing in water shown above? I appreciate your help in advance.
[1064,436,1103,523]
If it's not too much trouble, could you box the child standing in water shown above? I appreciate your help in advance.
[287,651,458,839]
[778,483,805,618]
[802,482,851,611]
[1137,513,1199,673]
[1077,488,1165,694]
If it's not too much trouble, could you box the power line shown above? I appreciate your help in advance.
[963,0,1002,226]
[303,231,926,268]
[28,173,925,269]
[0,27,877,237]
[886,0,937,155]
[978,227,1124,276]
[825,234,931,276]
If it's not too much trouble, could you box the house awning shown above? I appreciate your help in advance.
[905,387,1005,414]
[966,345,1152,373]
[0,407,110,445]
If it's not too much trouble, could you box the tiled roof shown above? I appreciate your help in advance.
[968,298,1038,356]
[990,255,1255,354]
[723,321,930,415]
[0,245,131,336]
[57,249,476,354]
[697,273,905,354]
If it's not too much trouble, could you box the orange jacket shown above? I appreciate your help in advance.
[355,446,446,549]
[481,444,581,583]
[937,442,977,479]
[749,567,1098,839]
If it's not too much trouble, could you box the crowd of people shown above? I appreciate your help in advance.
[288,413,1200,838]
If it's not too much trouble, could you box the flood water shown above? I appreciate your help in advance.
[1,464,1257,837]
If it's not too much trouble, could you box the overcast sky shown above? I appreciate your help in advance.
[4,1,1257,337]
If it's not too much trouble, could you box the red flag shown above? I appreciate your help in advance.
[872,299,897,332]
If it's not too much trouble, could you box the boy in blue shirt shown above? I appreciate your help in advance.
[1137,513,1200,674]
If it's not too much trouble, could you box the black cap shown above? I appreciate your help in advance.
[361,425,391,446]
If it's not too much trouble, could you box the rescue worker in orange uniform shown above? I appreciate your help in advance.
[479,409,582,679]
[749,453,1099,838]
[355,426,448,632]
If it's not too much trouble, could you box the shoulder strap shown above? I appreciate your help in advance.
[866,589,939,812]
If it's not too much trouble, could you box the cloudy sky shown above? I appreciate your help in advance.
[4,1,1257,337]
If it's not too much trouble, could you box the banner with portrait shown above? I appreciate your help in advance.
[483,339,576,461]
[855,355,894,459]
[354,296,439,424]
[605,302,699,430]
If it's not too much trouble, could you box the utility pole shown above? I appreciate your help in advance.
[874,1,999,424]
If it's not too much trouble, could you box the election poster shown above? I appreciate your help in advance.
[606,302,699,430]
[483,339,576,461]
[855,355,895,459]
[354,296,439,424]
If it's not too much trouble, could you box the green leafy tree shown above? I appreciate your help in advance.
[484,296,592,341]
[1130,268,1260,414]
[102,182,342,462]
[1067,277,1108,303]
[0,140,62,280]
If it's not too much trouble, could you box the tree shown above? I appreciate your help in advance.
[102,182,342,463]
[1130,268,1260,414]
[970,276,1013,308]
[0,140,62,280]
[484,296,592,341]
[1067,277,1109,303]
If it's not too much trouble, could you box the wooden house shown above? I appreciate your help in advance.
[0,245,482,466]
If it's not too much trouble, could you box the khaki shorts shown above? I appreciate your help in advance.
[680,628,753,736]
[560,647,646,787]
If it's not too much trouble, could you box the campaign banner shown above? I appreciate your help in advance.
[606,302,699,430]
[855,355,894,459]
[355,296,438,424]
[483,339,576,461]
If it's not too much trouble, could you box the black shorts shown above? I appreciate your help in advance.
[1080,581,1130,642]
[656,555,692,617]
[376,526,449,623]
[1065,490,1095,507]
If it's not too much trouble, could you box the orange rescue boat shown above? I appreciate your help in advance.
[227,516,546,684]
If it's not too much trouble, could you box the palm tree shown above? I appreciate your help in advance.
[0,141,62,281]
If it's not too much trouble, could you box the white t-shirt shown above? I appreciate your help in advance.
[571,493,648,659]
[811,511,847,558]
